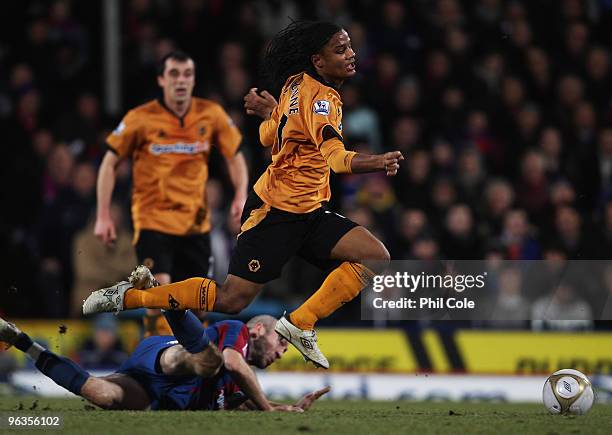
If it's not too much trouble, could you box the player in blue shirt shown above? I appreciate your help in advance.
[0,313,329,411]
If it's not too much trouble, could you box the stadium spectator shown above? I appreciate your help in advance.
[77,314,129,370]
[515,150,550,226]
[500,209,541,260]
[531,283,593,330]
[394,149,431,210]
[441,204,482,260]
[553,205,595,259]
[489,267,529,327]
[71,202,137,317]
[391,209,428,259]
[481,178,515,238]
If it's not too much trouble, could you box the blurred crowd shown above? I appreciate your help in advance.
[1,0,612,324]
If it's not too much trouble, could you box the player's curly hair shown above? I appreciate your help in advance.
[261,20,342,97]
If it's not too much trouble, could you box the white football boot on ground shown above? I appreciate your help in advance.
[275,315,329,369]
[129,265,159,289]
[82,281,132,315]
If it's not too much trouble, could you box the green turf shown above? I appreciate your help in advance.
[0,397,610,435]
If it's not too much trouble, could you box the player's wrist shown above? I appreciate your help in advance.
[96,210,112,220]
[377,154,387,172]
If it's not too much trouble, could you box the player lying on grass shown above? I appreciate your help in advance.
[82,20,403,370]
[0,314,328,411]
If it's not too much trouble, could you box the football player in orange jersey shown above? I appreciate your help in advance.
[93,51,248,335]
[84,23,402,369]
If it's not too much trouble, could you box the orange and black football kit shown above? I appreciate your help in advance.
[107,97,241,279]
[228,73,358,283]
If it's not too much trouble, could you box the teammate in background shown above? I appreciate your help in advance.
[0,314,328,411]
[94,51,248,335]
[84,22,403,369]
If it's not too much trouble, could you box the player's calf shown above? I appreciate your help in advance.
[1,317,90,396]
[80,374,151,410]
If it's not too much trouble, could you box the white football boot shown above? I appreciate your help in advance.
[275,315,329,369]
[0,317,21,346]
[82,281,132,315]
[129,265,159,289]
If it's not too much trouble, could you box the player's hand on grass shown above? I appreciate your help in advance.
[244,88,278,119]
[381,151,404,176]
[294,386,331,411]
[94,215,117,246]
[273,404,304,412]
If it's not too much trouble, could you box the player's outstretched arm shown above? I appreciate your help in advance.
[351,151,404,176]
[321,138,404,176]
[223,348,275,411]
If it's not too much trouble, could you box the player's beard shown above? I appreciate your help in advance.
[248,337,270,369]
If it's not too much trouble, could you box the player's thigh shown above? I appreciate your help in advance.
[214,273,265,313]
[330,226,390,264]
[301,209,384,267]
[135,230,175,276]
[81,374,150,410]
[173,233,213,280]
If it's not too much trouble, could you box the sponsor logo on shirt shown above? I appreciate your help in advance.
[149,141,210,155]
[313,100,330,116]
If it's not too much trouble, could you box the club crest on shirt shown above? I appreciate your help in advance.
[313,100,330,116]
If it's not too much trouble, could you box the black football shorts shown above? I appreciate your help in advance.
[135,230,213,281]
[228,190,358,283]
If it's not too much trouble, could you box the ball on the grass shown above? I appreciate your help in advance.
[542,369,594,415]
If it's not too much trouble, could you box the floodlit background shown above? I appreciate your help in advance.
[1,0,612,401]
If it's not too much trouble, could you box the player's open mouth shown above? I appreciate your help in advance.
[175,88,187,96]
[346,62,356,72]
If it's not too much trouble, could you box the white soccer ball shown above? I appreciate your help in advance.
[542,369,594,415]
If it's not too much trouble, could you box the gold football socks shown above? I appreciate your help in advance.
[123,277,217,311]
[289,262,374,330]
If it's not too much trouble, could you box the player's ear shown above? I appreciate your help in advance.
[311,53,323,70]
[250,323,264,338]
[157,75,165,88]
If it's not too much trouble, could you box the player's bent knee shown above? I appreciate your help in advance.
[215,290,252,314]
[378,244,391,264]
[360,241,390,275]
[366,240,390,263]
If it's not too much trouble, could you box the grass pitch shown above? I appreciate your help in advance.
[0,397,610,435]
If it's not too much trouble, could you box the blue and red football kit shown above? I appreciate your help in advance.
[117,320,249,410]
